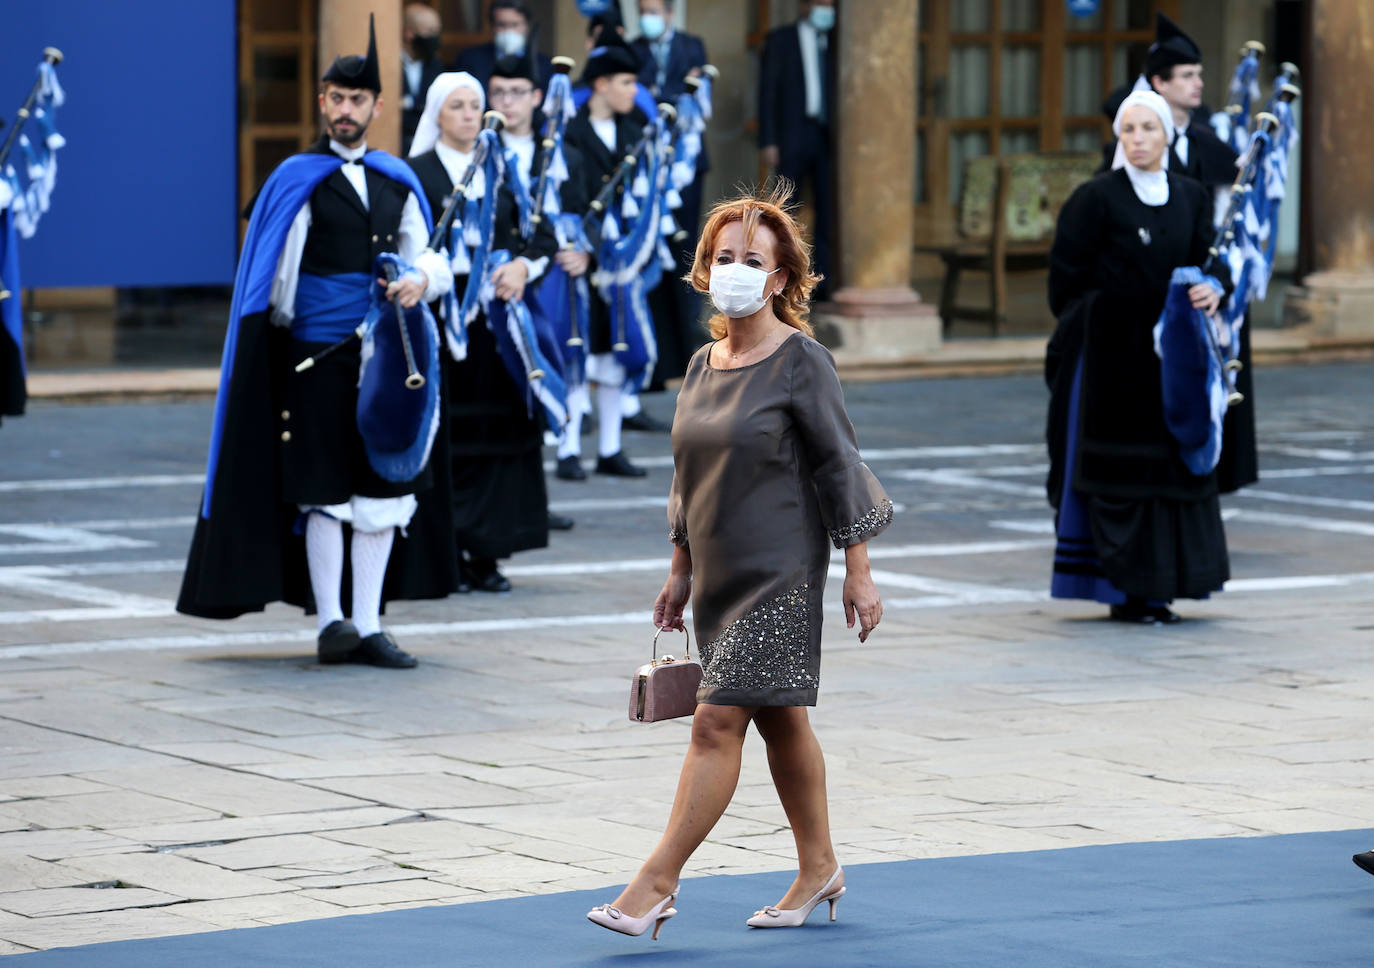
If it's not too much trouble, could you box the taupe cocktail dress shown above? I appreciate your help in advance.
[668,333,893,706]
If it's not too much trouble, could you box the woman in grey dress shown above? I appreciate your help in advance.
[587,186,892,939]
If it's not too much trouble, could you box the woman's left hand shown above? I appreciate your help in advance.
[843,568,883,644]
[491,260,529,302]
[1188,282,1221,317]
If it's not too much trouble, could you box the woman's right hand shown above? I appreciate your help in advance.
[653,573,691,631]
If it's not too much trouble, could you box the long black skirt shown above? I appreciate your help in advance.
[1089,493,1230,602]
[446,318,548,560]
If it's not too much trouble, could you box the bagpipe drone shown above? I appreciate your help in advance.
[1156,46,1301,476]
[1,46,65,425]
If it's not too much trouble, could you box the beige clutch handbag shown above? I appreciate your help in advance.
[628,627,702,723]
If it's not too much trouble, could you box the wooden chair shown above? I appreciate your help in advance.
[914,151,1099,335]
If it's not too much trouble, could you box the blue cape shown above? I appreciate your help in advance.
[200,150,433,518]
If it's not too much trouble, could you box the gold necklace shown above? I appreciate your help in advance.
[727,325,780,361]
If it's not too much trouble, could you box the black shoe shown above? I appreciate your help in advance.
[350,630,418,669]
[1148,605,1182,624]
[317,620,361,664]
[1354,851,1374,876]
[622,411,671,433]
[556,455,587,481]
[1108,602,1158,624]
[462,558,512,593]
[595,451,647,478]
[548,512,575,531]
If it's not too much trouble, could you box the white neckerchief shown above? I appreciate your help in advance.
[1174,129,1191,166]
[1124,163,1169,207]
[798,20,823,120]
[330,138,369,209]
[435,140,485,197]
[590,116,617,152]
[501,130,536,175]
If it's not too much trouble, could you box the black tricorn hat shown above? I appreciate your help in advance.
[1145,13,1203,78]
[322,13,382,93]
[492,26,543,87]
[581,25,640,84]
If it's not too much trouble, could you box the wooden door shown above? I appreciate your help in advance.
[916,0,1180,237]
[239,0,319,217]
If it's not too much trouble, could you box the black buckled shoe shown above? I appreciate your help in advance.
[352,631,418,669]
[317,620,361,665]
[556,455,587,481]
[548,512,575,531]
[595,451,647,478]
[1354,851,1374,876]
[622,411,672,433]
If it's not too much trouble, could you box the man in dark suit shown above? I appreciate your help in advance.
[400,2,445,156]
[630,0,710,391]
[454,0,553,91]
[758,0,836,298]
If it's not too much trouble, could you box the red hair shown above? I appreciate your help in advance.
[688,181,821,340]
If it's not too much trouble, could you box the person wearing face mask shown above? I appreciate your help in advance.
[630,0,711,391]
[453,0,553,91]
[758,0,836,300]
[585,184,890,940]
[401,3,446,156]
[1044,91,1233,626]
[407,71,558,595]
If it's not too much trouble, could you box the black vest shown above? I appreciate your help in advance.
[300,145,411,277]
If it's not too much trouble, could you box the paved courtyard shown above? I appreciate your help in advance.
[0,362,1371,954]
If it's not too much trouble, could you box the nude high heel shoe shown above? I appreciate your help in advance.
[587,885,679,940]
[746,868,845,928]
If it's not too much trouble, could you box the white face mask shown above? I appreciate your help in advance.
[709,262,781,318]
[494,29,526,57]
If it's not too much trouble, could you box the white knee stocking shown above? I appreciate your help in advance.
[596,382,623,458]
[350,527,395,637]
[305,513,345,632]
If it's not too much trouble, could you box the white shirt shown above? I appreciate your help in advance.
[435,140,547,282]
[1174,130,1191,167]
[798,20,827,121]
[501,131,537,177]
[269,140,451,325]
[590,117,618,153]
[402,53,422,110]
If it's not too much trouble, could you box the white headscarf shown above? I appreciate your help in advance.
[1111,89,1175,206]
[409,71,485,157]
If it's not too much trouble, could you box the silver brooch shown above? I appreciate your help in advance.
[1138,227,1152,246]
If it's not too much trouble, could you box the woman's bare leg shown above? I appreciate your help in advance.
[609,703,754,915]
[753,705,842,908]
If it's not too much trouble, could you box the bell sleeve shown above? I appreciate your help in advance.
[789,338,894,549]
[667,469,688,547]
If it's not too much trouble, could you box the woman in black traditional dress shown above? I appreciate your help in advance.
[1045,90,1232,624]
[407,72,557,592]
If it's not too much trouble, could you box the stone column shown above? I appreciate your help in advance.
[815,0,939,364]
[1284,0,1374,335]
[318,0,404,157]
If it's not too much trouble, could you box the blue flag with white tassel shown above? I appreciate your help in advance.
[2,51,67,424]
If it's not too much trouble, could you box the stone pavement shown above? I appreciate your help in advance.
[0,363,1371,954]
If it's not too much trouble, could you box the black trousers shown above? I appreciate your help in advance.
[778,119,834,298]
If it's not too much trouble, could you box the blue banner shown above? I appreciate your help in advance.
[0,1,237,287]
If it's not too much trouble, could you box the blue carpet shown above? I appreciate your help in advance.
[15,828,1374,966]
